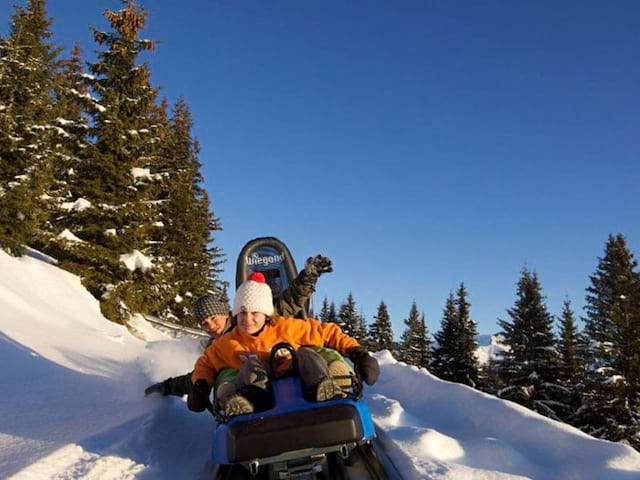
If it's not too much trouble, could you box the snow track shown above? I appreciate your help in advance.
[9,444,145,480]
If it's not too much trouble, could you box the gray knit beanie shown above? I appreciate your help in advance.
[193,295,229,324]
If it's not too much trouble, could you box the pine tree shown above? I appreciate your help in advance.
[57,1,166,322]
[319,297,331,323]
[575,234,640,448]
[0,0,61,254]
[354,309,368,346]
[557,298,586,384]
[400,301,432,368]
[327,301,338,324]
[497,268,565,420]
[338,293,363,340]
[35,43,91,256]
[456,283,479,387]
[432,292,460,380]
[154,98,225,325]
[368,301,395,352]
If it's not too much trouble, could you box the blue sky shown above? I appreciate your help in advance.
[2,1,639,336]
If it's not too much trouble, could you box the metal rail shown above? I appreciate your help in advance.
[142,314,209,338]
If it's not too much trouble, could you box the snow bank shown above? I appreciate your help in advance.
[1,250,640,480]
[368,351,640,479]
[0,250,211,479]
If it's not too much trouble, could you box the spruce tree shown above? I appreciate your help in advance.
[576,234,640,448]
[456,283,479,386]
[354,309,368,346]
[58,1,166,322]
[557,298,586,384]
[338,293,362,340]
[400,301,432,368]
[0,0,61,254]
[35,43,91,256]
[319,297,331,323]
[432,292,459,380]
[155,98,224,325]
[327,301,338,324]
[368,301,395,352]
[497,268,565,420]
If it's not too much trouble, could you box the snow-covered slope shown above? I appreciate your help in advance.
[1,250,639,479]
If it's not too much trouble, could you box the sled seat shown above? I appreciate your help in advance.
[224,403,364,462]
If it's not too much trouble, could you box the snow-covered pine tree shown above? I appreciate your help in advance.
[156,98,225,325]
[34,43,92,257]
[61,1,168,322]
[497,268,566,420]
[0,0,61,254]
[338,292,361,340]
[400,301,432,368]
[575,234,640,448]
[368,301,395,352]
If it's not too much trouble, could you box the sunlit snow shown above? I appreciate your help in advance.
[1,250,639,479]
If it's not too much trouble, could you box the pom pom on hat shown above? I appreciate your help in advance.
[248,272,266,283]
[233,271,274,316]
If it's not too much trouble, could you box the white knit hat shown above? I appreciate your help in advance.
[232,272,274,316]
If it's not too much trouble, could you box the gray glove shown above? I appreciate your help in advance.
[304,255,333,278]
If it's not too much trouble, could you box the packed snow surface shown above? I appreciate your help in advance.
[1,250,640,479]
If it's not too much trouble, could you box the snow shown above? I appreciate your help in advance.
[131,167,151,179]
[1,250,640,479]
[120,250,153,272]
[58,229,84,243]
[61,198,92,212]
[55,117,75,126]
[476,334,507,365]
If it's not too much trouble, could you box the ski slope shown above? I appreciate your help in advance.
[1,249,640,479]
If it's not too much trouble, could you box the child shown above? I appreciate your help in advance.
[188,272,380,416]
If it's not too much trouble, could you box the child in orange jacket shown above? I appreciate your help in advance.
[188,272,380,416]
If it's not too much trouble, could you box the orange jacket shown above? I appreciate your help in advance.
[192,317,360,385]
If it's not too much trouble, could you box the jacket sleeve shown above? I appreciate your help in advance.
[274,270,317,318]
[191,348,219,386]
[311,319,360,355]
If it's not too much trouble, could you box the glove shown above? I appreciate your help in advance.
[349,347,380,385]
[304,255,333,278]
[187,379,211,412]
[144,381,167,396]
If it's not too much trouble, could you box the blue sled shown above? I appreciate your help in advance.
[212,376,376,475]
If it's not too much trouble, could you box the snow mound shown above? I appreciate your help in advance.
[58,228,84,243]
[61,198,92,211]
[2,250,640,480]
[368,350,640,479]
[120,250,153,272]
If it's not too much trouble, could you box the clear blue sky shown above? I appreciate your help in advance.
[3,1,639,337]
